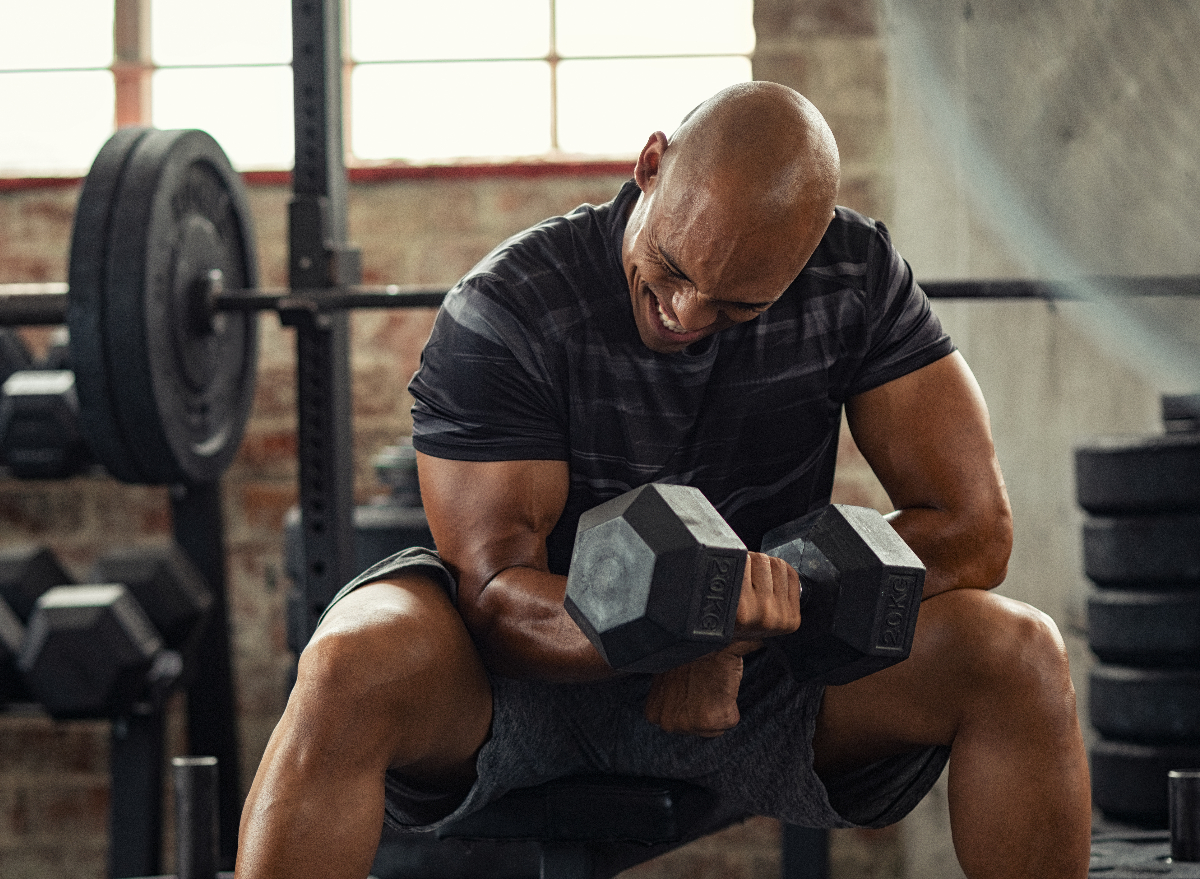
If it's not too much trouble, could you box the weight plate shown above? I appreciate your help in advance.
[1084,514,1200,587]
[1076,433,1200,514]
[103,129,259,484]
[1088,588,1200,667]
[66,127,153,483]
[1092,737,1200,826]
[1090,665,1200,744]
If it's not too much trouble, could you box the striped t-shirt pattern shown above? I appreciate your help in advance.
[410,180,954,573]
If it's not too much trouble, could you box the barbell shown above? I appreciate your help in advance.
[2,127,1198,488]
[0,127,448,487]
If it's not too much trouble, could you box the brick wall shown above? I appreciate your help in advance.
[0,2,904,877]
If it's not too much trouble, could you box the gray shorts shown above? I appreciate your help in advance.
[322,548,950,835]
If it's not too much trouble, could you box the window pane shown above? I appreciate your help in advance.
[0,0,112,70]
[153,67,294,170]
[557,57,752,155]
[351,0,549,62]
[0,71,114,173]
[352,62,550,160]
[556,0,755,57]
[152,0,291,65]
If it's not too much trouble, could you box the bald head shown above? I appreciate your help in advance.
[656,82,840,245]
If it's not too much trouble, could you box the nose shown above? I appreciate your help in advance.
[669,288,717,331]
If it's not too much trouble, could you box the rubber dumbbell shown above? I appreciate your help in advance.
[0,543,74,703]
[564,484,925,683]
[88,543,212,657]
[18,544,211,718]
[18,583,174,718]
[0,543,75,622]
[0,369,92,478]
[761,504,925,684]
[0,328,32,385]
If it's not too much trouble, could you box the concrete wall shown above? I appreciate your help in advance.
[881,2,1200,875]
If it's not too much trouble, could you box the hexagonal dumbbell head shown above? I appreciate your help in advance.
[0,543,74,623]
[88,544,212,653]
[761,505,925,685]
[565,484,746,674]
[0,370,92,479]
[19,584,163,718]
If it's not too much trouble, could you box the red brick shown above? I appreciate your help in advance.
[234,481,298,535]
[234,429,299,475]
[0,716,108,775]
[250,364,298,419]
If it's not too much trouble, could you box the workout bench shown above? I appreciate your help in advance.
[369,774,829,879]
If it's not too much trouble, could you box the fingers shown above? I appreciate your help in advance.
[734,551,801,640]
[644,648,745,737]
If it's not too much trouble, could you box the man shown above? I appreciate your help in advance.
[236,82,1091,879]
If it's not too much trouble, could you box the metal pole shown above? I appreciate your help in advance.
[781,825,829,879]
[173,756,220,879]
[286,0,360,643]
[108,706,165,879]
[170,481,242,870]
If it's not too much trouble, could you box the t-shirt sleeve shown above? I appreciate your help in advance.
[845,219,955,397]
[408,278,570,462]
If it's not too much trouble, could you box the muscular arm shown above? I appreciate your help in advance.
[417,453,798,687]
[416,453,614,682]
[845,351,1012,597]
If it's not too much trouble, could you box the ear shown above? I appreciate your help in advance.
[633,131,668,194]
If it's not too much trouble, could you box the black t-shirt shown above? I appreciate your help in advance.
[410,181,954,573]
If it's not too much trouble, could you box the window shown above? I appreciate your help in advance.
[0,0,754,174]
[0,0,115,174]
[348,0,755,161]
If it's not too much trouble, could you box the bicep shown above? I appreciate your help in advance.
[845,351,1012,591]
[416,452,569,606]
[846,352,1000,512]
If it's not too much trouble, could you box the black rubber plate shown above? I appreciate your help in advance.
[1092,737,1200,827]
[1090,665,1200,744]
[1084,515,1200,587]
[66,126,153,483]
[1088,587,1200,667]
[1076,433,1200,515]
[100,128,259,484]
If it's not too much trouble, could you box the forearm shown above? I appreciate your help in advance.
[463,565,615,682]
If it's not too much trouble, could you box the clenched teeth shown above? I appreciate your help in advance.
[657,301,687,334]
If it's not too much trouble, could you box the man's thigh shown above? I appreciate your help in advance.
[811,587,1070,777]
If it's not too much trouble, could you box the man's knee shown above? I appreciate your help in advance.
[289,575,492,768]
[920,589,1077,720]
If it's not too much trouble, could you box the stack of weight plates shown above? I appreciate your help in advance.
[1079,394,1200,826]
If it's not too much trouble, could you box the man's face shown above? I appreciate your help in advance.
[622,185,821,355]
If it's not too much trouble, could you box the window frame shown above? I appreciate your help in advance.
[0,0,754,179]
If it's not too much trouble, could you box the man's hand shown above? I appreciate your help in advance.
[644,640,762,736]
[643,551,799,736]
[734,551,802,641]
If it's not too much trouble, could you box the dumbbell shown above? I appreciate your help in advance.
[0,327,32,384]
[0,368,92,478]
[0,543,74,703]
[564,484,925,684]
[18,543,211,718]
